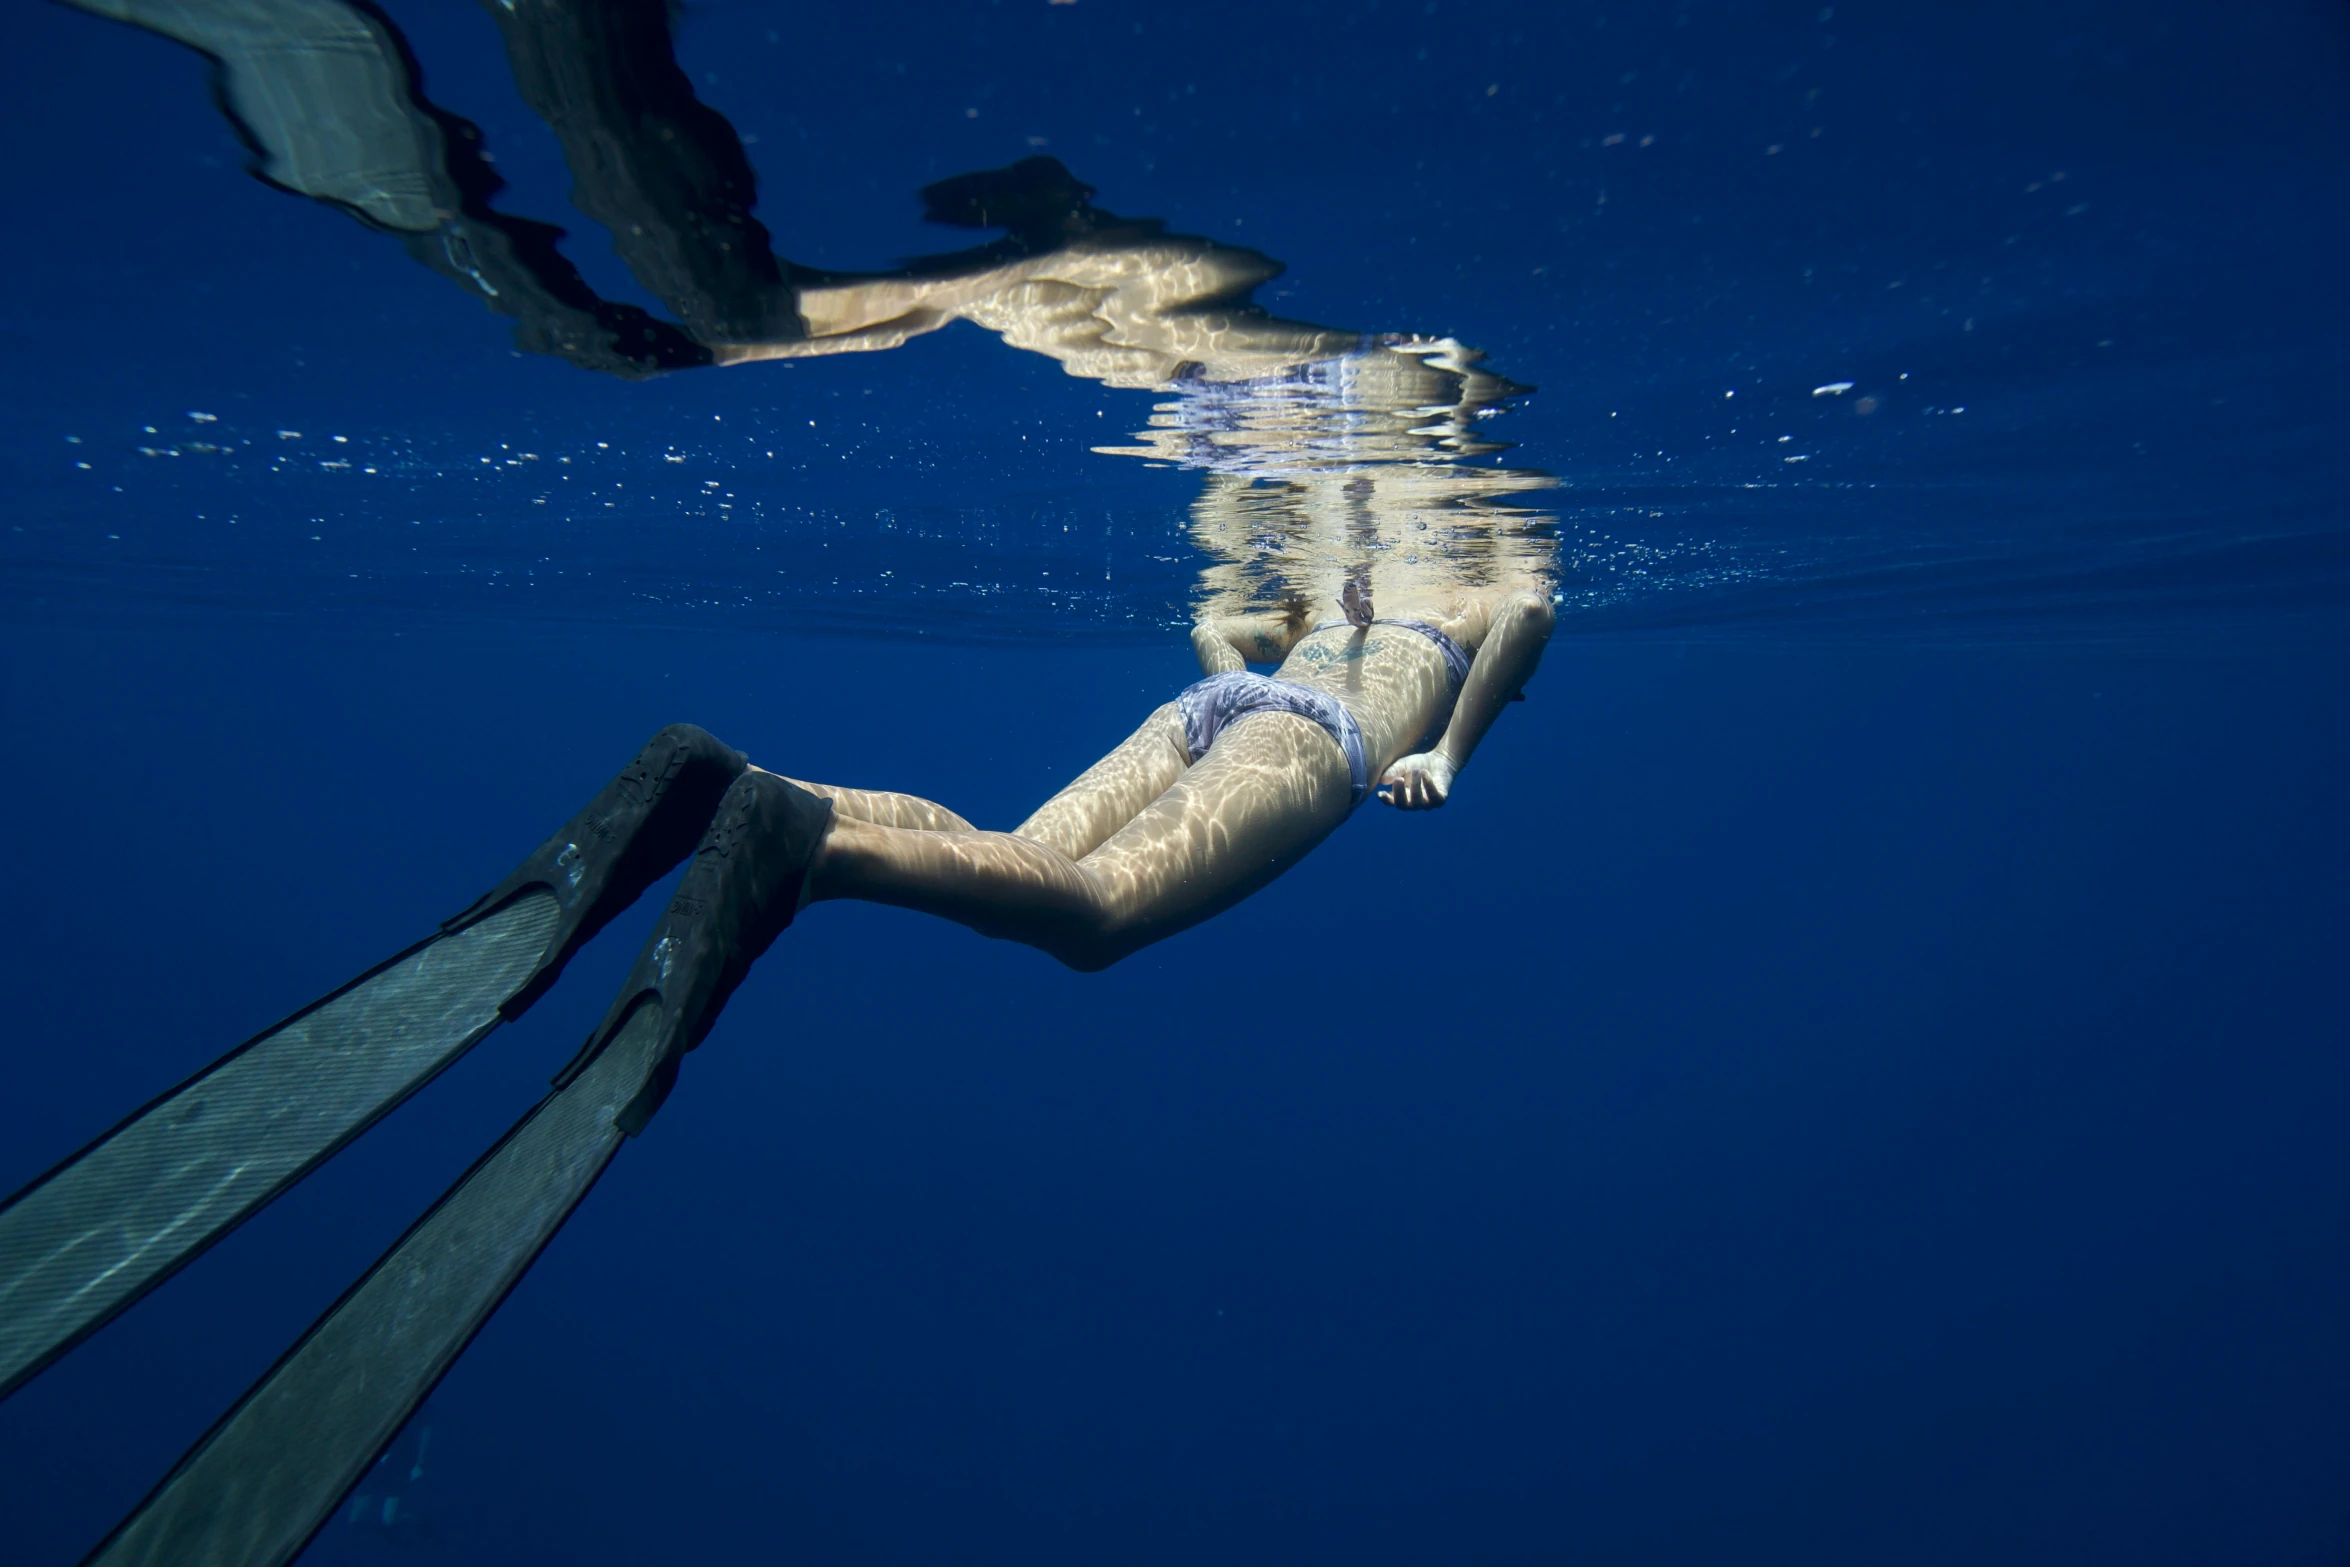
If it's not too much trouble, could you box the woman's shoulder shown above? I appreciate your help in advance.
[1404,581,1550,645]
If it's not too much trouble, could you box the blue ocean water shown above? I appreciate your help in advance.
[3,1,2347,1562]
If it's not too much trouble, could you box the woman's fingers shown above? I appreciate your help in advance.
[1376,758,1449,810]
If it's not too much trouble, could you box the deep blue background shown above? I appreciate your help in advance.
[4,1,2349,1563]
[7,623,2347,1564]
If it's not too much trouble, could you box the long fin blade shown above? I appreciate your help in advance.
[81,1003,668,1567]
[0,892,560,1399]
[0,724,747,1402]
[76,768,822,1567]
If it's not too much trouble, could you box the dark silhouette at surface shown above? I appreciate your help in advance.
[71,0,713,376]
[917,155,1110,250]
[68,0,1295,378]
[478,0,802,343]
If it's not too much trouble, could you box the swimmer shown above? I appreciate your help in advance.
[772,573,1552,971]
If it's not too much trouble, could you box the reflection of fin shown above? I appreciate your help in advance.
[62,0,709,377]
[478,0,804,343]
[81,774,831,1567]
[0,725,746,1403]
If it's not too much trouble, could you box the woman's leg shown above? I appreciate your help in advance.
[801,709,1353,970]
[761,773,976,832]
[1012,703,1192,859]
[765,701,1189,845]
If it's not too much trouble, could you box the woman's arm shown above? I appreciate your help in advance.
[1378,590,1554,809]
[1190,606,1313,675]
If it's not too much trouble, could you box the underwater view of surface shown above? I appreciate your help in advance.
[2,0,2347,1562]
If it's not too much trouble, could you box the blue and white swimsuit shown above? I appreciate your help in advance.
[1174,619,1472,809]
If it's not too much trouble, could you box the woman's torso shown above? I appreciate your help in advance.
[1273,612,1473,772]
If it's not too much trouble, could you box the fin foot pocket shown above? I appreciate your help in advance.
[562,769,835,1131]
[446,720,749,1019]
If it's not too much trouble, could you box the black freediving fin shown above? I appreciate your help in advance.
[563,771,833,1132]
[0,723,745,1404]
[78,771,830,1567]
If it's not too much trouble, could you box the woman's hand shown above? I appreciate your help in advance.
[1377,750,1457,810]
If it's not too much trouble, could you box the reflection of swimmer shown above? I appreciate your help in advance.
[62,0,1448,396]
[345,1409,436,1549]
[718,157,1364,386]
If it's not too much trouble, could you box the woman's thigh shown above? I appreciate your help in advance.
[1013,702,1191,860]
[1077,709,1355,951]
[764,771,975,832]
